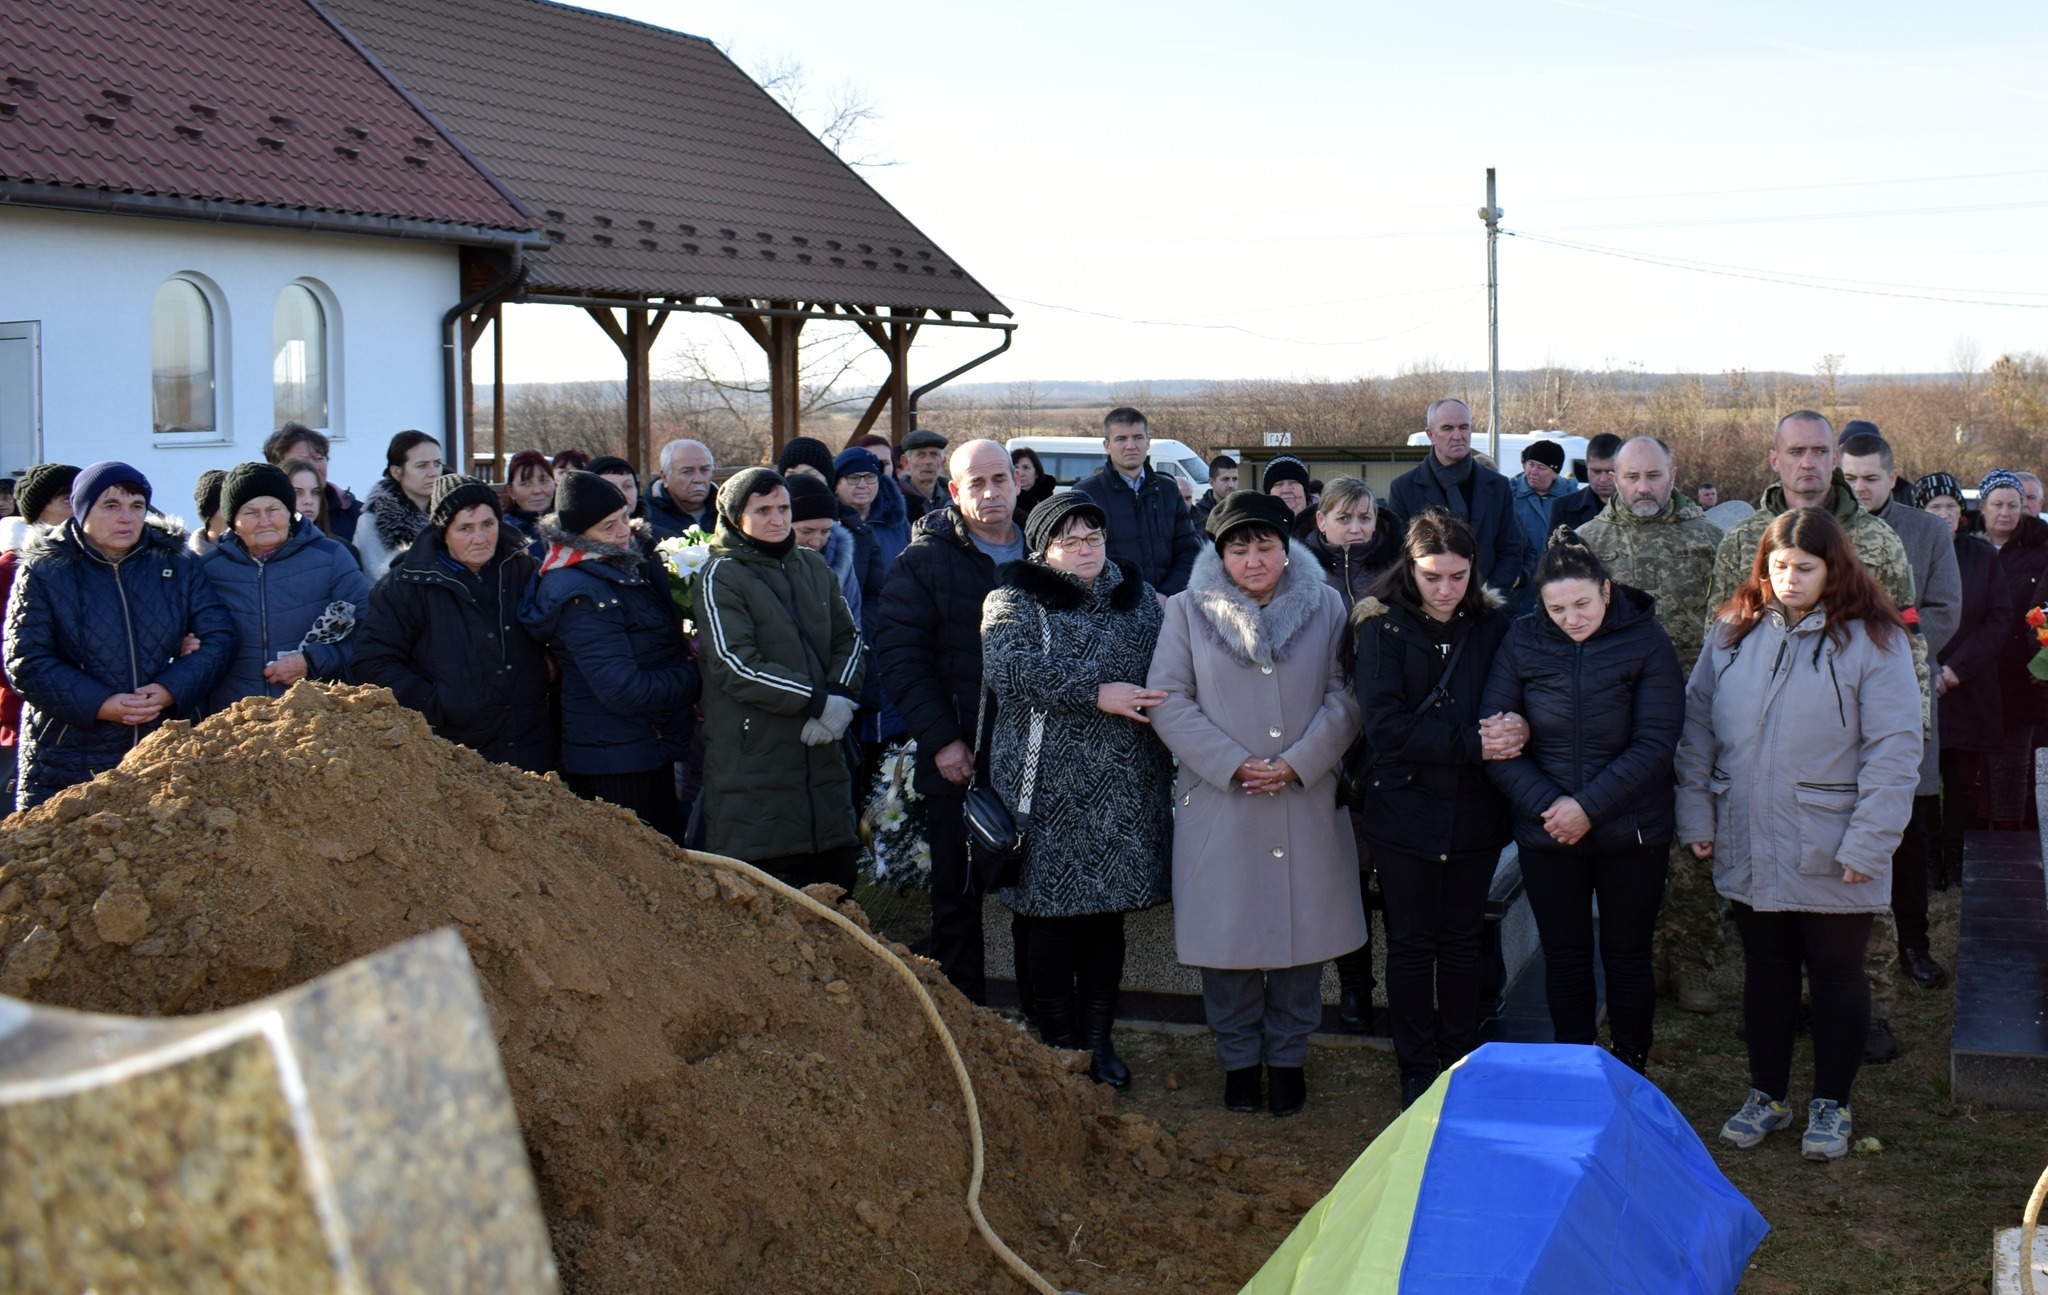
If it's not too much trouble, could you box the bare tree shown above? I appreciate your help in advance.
[743,52,894,169]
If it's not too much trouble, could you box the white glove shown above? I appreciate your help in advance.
[820,694,858,739]
[800,717,836,746]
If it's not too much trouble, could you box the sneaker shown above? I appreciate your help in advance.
[1720,1088,1794,1148]
[1802,1099,1852,1161]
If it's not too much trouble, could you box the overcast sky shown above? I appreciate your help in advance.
[489,0,2048,392]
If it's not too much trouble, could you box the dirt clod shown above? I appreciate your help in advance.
[0,684,1293,1294]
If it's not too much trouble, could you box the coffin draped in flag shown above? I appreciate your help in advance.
[1242,1043,1768,1295]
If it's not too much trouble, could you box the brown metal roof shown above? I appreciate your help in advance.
[316,0,1010,315]
[0,0,537,238]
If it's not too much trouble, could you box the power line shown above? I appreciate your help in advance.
[1506,230,2048,308]
[996,289,1486,346]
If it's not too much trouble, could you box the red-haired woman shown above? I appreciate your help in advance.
[499,449,556,560]
[1676,507,1919,1162]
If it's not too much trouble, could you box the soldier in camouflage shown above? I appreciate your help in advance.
[1579,436,1730,1012]
[1705,411,1925,1064]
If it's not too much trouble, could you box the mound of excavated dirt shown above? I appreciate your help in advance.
[0,684,1309,1294]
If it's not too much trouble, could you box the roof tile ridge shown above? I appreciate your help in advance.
[294,0,538,229]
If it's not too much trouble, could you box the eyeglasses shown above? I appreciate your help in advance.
[842,473,878,485]
[1051,530,1106,553]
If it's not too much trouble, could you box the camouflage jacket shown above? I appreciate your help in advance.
[1577,491,1723,675]
[1707,471,1929,734]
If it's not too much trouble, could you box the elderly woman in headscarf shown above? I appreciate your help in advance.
[200,462,371,711]
[356,475,555,772]
[520,470,697,838]
[1913,472,2011,885]
[1146,491,1362,1117]
[6,462,235,807]
[1976,468,2048,829]
[982,489,1173,1089]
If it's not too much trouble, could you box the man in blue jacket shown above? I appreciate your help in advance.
[1072,406,1201,596]
[1387,398,1531,599]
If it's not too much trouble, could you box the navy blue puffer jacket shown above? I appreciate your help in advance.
[519,521,698,775]
[200,518,373,712]
[4,518,236,807]
[1480,582,1684,855]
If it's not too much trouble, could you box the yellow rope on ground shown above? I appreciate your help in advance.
[2025,1158,2048,1295]
[681,850,1065,1295]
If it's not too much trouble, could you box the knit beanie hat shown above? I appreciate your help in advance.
[1023,489,1106,557]
[717,466,787,527]
[1838,419,1881,445]
[1981,469,2027,501]
[785,472,839,523]
[833,446,884,480]
[430,474,503,531]
[193,469,227,524]
[777,436,838,485]
[1205,489,1295,551]
[70,461,152,519]
[1912,472,1964,511]
[1521,439,1566,471]
[553,469,629,535]
[221,462,294,522]
[1261,455,1311,493]
[15,463,79,524]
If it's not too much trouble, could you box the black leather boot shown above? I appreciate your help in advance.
[1334,946,1374,1033]
[1223,1065,1262,1112]
[1031,992,1080,1051]
[1079,990,1131,1091]
[1267,1065,1307,1117]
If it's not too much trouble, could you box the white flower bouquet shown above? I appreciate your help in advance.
[654,527,714,625]
[862,741,932,893]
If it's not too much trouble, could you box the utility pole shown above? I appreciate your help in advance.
[1480,167,1504,462]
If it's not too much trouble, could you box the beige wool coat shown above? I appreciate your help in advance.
[1147,542,1365,970]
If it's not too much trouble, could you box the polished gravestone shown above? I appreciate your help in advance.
[1951,828,2048,1109]
[0,928,557,1293]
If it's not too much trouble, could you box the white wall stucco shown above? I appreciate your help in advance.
[0,205,458,521]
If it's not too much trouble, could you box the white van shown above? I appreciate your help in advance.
[1006,435,1210,488]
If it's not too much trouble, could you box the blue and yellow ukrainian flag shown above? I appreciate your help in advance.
[1242,1043,1768,1295]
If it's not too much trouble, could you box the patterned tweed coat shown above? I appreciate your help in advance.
[980,557,1173,918]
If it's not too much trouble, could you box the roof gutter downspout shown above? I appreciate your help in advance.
[907,327,1015,431]
[443,253,526,451]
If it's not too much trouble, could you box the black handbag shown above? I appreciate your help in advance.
[964,606,1049,893]
[1338,631,1469,808]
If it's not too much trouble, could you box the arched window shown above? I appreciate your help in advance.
[272,283,327,430]
[151,278,215,434]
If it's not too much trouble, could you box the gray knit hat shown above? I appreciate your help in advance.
[717,466,787,528]
[429,474,502,531]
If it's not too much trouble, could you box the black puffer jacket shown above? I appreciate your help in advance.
[1479,583,1683,854]
[355,528,555,772]
[5,518,236,808]
[1352,590,1512,857]
[1547,486,1606,537]
[1302,526,1402,609]
[872,505,1001,798]
[1072,463,1202,595]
